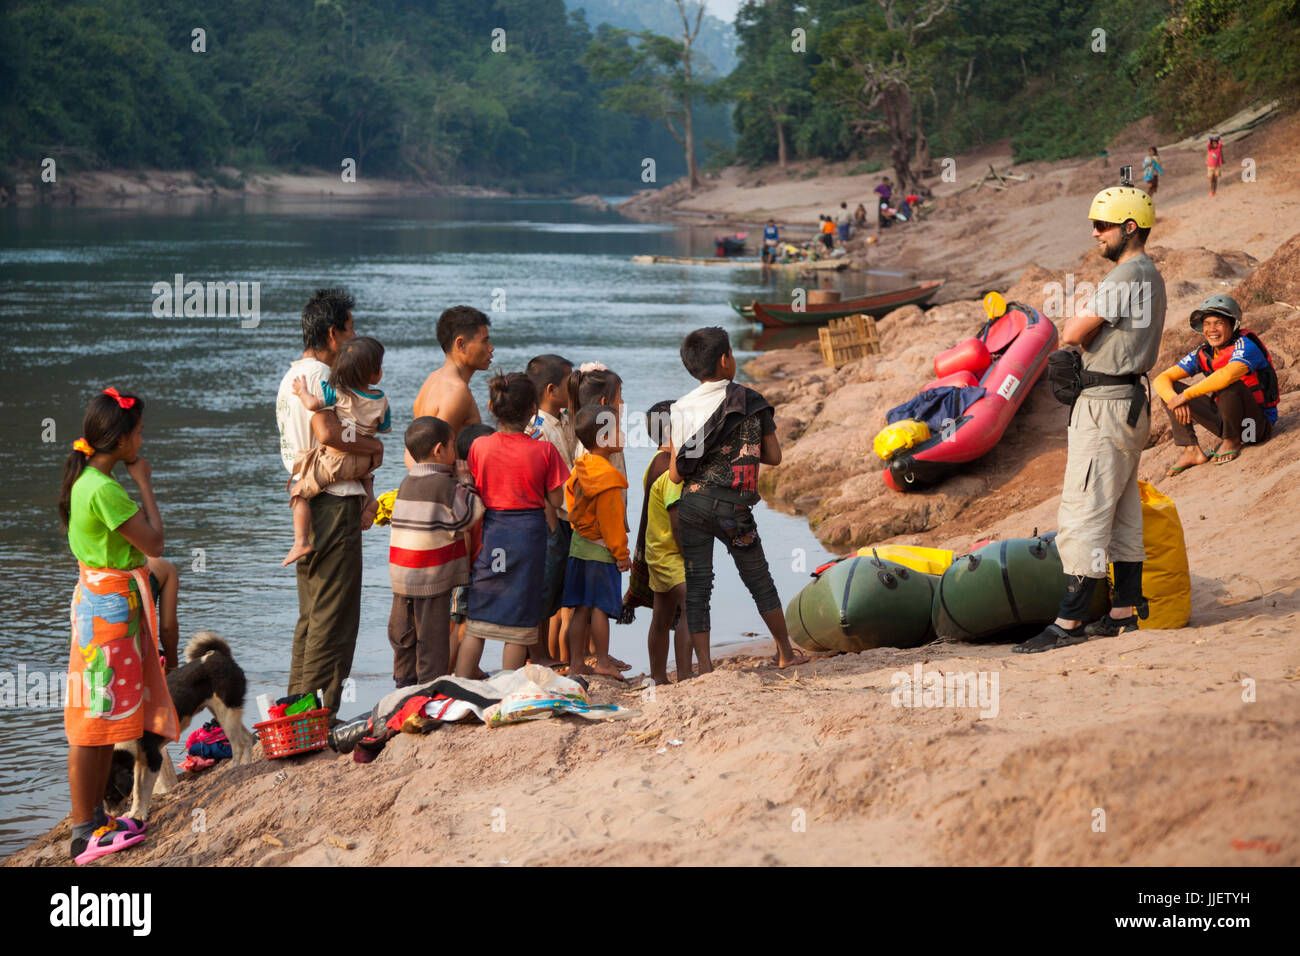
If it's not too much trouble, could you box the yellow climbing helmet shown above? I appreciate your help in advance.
[1088,185,1154,229]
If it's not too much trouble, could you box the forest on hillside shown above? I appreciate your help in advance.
[726,0,1299,179]
[0,0,732,190]
[2,0,1296,192]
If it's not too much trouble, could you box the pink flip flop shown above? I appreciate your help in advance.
[74,825,146,865]
[114,816,147,836]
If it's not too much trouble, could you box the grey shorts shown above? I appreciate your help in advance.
[449,584,470,623]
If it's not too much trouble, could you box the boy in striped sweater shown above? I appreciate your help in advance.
[388,416,485,686]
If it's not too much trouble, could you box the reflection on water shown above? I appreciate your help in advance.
[0,196,881,857]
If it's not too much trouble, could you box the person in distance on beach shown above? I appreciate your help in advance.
[1142,146,1162,196]
[668,327,811,672]
[1206,134,1224,198]
[1015,180,1166,652]
[836,201,852,242]
[761,219,780,263]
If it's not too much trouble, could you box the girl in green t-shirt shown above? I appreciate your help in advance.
[57,388,177,865]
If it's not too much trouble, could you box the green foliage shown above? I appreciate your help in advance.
[727,0,1294,170]
[0,0,700,189]
[1138,0,1300,134]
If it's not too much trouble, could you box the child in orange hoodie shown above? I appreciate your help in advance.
[562,404,628,679]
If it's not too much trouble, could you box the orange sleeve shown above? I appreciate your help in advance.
[1183,361,1249,399]
[1152,365,1188,405]
[594,488,629,563]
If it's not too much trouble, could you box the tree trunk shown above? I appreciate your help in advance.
[682,53,700,189]
[882,80,917,194]
[678,0,702,190]
[914,105,933,179]
[775,116,788,168]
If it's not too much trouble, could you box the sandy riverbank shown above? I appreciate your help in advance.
[6,111,1299,868]
[6,613,1297,867]
[740,109,1300,556]
[620,103,1293,301]
[1,166,510,206]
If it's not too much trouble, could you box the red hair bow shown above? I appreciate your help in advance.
[103,387,136,409]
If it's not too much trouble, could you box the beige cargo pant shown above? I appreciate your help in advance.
[1056,395,1148,577]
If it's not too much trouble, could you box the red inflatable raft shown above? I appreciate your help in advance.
[884,302,1058,492]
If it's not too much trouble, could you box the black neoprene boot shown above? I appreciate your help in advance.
[1089,563,1149,637]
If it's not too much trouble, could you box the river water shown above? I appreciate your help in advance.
[0,196,898,857]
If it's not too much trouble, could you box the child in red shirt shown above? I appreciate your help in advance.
[456,374,568,676]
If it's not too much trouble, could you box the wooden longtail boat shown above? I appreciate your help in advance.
[631,254,849,271]
[739,280,945,327]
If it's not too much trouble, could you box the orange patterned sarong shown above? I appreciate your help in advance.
[64,563,179,747]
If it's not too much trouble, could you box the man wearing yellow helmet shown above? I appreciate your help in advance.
[1016,179,1167,653]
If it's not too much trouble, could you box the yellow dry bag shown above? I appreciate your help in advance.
[856,544,954,576]
[1109,480,1190,629]
[873,419,930,461]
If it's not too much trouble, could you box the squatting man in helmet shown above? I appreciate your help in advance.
[1153,293,1280,475]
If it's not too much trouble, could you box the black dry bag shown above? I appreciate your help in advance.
[1047,349,1085,405]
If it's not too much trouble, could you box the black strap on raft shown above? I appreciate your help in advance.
[998,540,1022,625]
[838,557,861,631]
[935,563,971,640]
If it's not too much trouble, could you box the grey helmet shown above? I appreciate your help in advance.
[1190,294,1242,333]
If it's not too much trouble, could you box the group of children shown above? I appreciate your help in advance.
[53,313,810,866]
[285,318,810,690]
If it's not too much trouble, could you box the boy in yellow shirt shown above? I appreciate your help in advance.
[637,401,690,683]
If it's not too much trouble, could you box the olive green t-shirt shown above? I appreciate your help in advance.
[1082,253,1167,398]
[68,467,145,569]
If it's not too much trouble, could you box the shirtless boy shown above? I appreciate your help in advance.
[413,305,493,669]
[413,306,494,439]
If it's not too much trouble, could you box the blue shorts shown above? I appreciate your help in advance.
[561,557,622,619]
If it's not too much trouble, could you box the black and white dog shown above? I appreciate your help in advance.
[108,631,256,820]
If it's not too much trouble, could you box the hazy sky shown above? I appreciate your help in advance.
[705,0,743,26]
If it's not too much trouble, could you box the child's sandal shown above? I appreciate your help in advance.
[73,825,145,865]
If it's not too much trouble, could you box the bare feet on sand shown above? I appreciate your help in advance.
[1167,445,1210,477]
[571,657,625,680]
[282,543,313,566]
[774,651,812,669]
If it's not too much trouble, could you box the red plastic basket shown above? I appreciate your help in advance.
[254,708,331,759]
